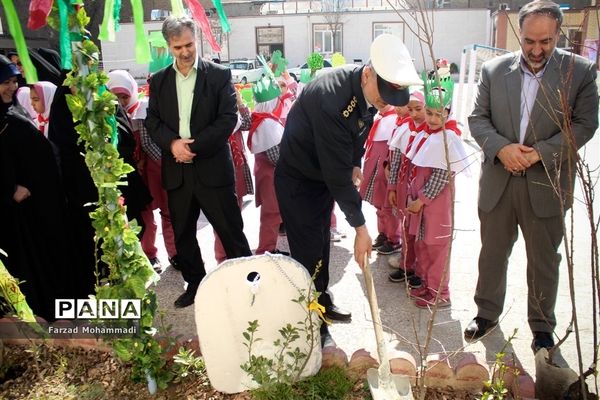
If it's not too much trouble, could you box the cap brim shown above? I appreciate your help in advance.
[377,74,410,106]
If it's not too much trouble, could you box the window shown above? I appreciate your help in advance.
[373,22,404,40]
[313,24,342,54]
[256,26,285,59]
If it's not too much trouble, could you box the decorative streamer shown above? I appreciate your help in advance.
[184,0,221,53]
[1,0,38,83]
[27,0,53,30]
[98,0,116,41]
[113,0,122,32]
[170,0,185,17]
[98,85,119,147]
[57,0,72,70]
[130,0,151,63]
[211,0,230,33]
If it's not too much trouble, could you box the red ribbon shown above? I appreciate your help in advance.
[364,109,396,159]
[247,112,281,152]
[184,0,221,53]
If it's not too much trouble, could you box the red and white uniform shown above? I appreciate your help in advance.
[359,107,400,242]
[407,120,470,300]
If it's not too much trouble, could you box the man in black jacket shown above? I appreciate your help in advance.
[275,34,422,345]
[146,16,251,308]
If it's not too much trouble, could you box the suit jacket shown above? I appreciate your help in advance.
[469,49,598,218]
[145,60,238,191]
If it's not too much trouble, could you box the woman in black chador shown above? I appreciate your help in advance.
[0,55,70,321]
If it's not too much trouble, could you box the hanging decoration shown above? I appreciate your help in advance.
[131,0,152,63]
[56,0,73,70]
[27,0,53,30]
[98,0,116,41]
[113,0,122,32]
[170,0,185,17]
[1,0,38,83]
[211,0,231,33]
[184,0,221,53]
[148,31,173,74]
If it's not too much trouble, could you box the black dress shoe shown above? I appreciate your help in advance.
[324,305,352,322]
[174,283,199,308]
[531,331,554,353]
[464,317,498,341]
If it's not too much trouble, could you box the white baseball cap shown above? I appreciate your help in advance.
[370,34,423,106]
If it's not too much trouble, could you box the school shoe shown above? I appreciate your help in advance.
[409,286,429,300]
[372,233,387,250]
[531,331,555,353]
[388,269,414,283]
[414,292,451,309]
[377,241,402,255]
[408,275,422,288]
[463,317,498,342]
[149,257,163,274]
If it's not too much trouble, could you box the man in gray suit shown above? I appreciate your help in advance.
[464,0,598,352]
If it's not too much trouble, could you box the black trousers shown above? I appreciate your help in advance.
[168,165,251,285]
[274,171,335,309]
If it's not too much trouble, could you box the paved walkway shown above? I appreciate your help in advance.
[153,132,599,385]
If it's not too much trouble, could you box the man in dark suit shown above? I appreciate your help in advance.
[146,16,251,308]
[464,0,598,352]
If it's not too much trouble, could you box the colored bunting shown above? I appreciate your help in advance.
[98,0,116,41]
[1,0,38,83]
[131,0,151,63]
[211,0,230,33]
[184,0,221,53]
[170,0,185,17]
[27,0,53,30]
[57,0,72,69]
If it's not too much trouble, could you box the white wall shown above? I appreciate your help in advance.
[100,8,491,78]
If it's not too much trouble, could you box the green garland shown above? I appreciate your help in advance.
[48,4,172,389]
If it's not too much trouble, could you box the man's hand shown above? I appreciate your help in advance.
[406,197,424,214]
[388,189,397,208]
[352,166,363,187]
[354,225,372,270]
[171,138,196,163]
[13,185,31,203]
[497,143,534,172]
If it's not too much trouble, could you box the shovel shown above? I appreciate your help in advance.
[363,254,414,400]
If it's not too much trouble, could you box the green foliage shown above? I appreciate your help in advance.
[47,4,171,390]
[251,366,355,400]
[172,347,206,382]
[481,329,519,400]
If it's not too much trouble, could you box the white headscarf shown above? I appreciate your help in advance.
[16,87,37,120]
[32,81,57,137]
[107,69,139,116]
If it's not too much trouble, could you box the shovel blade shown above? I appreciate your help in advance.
[366,368,414,400]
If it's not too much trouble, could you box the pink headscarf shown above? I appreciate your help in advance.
[16,87,37,120]
[32,81,57,137]
[107,70,139,116]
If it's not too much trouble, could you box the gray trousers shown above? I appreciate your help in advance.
[475,176,563,333]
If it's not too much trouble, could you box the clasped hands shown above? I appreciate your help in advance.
[497,143,540,173]
[171,138,196,163]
